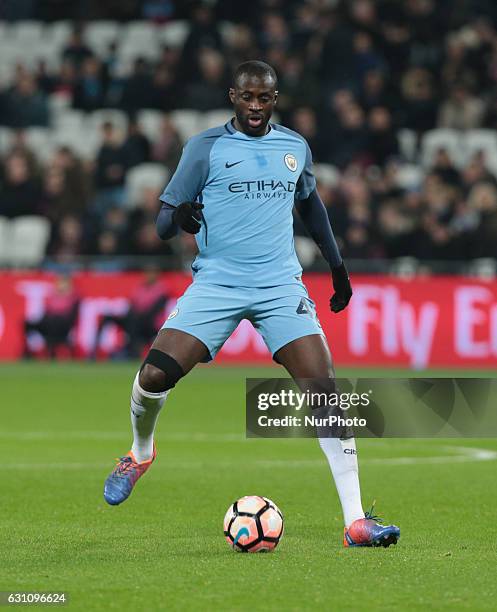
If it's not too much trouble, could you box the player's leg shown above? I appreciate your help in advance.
[274,334,365,529]
[130,328,208,461]
[275,334,399,547]
[251,286,364,526]
[104,282,244,506]
[254,284,400,546]
[104,328,208,506]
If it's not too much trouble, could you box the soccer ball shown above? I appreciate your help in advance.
[223,495,284,552]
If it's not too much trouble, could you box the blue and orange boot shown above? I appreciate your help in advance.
[344,503,400,548]
[103,445,156,506]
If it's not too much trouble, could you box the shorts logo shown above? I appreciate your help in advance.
[167,308,179,320]
[296,298,312,315]
[284,153,298,172]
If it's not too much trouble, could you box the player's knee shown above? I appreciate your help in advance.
[139,349,184,393]
[139,364,167,392]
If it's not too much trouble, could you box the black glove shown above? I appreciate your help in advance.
[330,262,352,313]
[172,202,204,234]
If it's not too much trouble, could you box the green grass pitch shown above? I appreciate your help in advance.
[1,363,496,611]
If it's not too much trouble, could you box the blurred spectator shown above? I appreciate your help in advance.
[121,119,151,169]
[23,275,80,359]
[353,31,385,84]
[128,187,174,256]
[90,206,129,255]
[259,12,291,53]
[0,6,496,268]
[6,131,40,176]
[91,230,126,271]
[47,214,86,262]
[120,58,153,113]
[224,24,259,67]
[38,148,91,223]
[39,167,74,222]
[73,57,106,111]
[151,116,182,171]
[378,18,411,79]
[276,56,319,118]
[467,181,497,257]
[438,83,485,130]
[183,49,229,110]
[289,107,327,162]
[348,0,378,34]
[92,266,169,358]
[342,222,380,259]
[180,3,223,80]
[0,153,41,218]
[93,122,126,213]
[377,199,419,258]
[51,147,91,213]
[2,74,49,128]
[157,45,181,73]
[360,69,392,112]
[291,3,319,53]
[35,60,57,94]
[62,26,93,68]
[318,11,355,90]
[400,67,438,133]
[149,66,177,112]
[431,149,461,186]
[131,221,173,257]
[142,0,175,21]
[461,153,496,189]
[329,103,369,168]
[367,107,399,166]
[52,60,77,100]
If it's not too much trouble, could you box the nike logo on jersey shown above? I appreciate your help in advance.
[225,160,244,168]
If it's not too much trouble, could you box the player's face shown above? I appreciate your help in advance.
[229,75,278,137]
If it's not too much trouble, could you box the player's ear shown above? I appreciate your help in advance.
[274,90,278,105]
[228,88,236,104]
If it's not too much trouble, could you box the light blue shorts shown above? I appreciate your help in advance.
[161,282,324,361]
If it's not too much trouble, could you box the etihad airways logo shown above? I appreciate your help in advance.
[228,179,296,200]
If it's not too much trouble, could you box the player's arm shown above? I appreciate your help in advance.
[156,136,209,240]
[295,189,352,312]
[294,138,352,313]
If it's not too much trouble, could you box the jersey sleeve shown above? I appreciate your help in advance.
[295,139,317,200]
[159,135,211,206]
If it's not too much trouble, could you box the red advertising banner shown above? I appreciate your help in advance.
[0,271,496,368]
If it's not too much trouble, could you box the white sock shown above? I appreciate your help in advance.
[318,436,365,528]
[130,372,169,463]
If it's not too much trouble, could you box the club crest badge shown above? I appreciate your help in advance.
[284,153,298,172]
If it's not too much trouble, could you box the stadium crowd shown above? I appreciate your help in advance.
[1,0,497,270]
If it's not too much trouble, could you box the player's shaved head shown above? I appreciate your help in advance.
[233,61,278,90]
[230,61,278,136]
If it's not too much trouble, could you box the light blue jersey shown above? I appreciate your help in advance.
[160,120,316,288]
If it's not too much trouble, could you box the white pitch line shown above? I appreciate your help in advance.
[0,431,245,442]
[3,446,496,470]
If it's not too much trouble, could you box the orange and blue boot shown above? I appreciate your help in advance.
[104,446,156,506]
[344,503,400,548]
